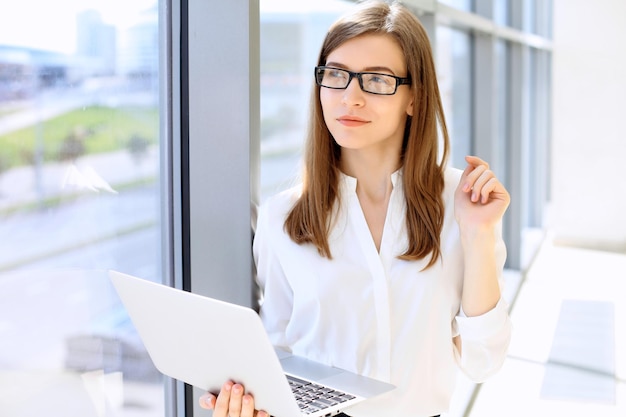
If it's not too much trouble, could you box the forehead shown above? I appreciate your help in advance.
[325,34,406,73]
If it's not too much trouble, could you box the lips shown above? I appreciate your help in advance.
[337,115,370,127]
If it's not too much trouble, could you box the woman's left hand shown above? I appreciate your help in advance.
[454,155,510,231]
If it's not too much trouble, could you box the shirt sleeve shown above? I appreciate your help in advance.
[253,201,294,351]
[451,223,512,383]
[452,297,512,382]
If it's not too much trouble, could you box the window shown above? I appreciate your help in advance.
[0,1,554,415]
[439,0,473,12]
[494,0,510,26]
[436,26,473,169]
[496,39,511,189]
[259,0,354,201]
[0,1,166,416]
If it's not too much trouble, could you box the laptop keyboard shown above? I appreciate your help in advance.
[287,375,356,415]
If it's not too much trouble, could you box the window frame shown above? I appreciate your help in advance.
[182,1,260,416]
[175,0,553,415]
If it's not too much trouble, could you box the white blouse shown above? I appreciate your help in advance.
[253,167,511,417]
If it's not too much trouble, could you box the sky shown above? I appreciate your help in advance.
[0,0,156,53]
[0,0,354,54]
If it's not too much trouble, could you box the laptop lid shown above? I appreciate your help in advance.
[108,270,394,417]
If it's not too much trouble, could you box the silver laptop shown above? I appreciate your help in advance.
[108,270,394,417]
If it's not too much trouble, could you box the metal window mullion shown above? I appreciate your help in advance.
[474,0,494,19]
[434,2,552,51]
[159,0,185,415]
[505,41,530,270]
[417,10,437,46]
[187,0,259,305]
[527,49,539,227]
[473,32,499,170]
[404,0,437,14]
[545,51,553,202]
[533,0,542,35]
[530,49,550,227]
[436,3,495,32]
[510,0,524,31]
[494,25,552,50]
[186,1,260,416]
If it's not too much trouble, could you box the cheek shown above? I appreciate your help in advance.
[319,89,331,111]
[319,90,334,123]
[386,102,411,123]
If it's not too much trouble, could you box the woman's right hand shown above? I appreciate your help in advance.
[198,381,268,417]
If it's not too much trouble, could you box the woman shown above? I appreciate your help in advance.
[201,1,511,416]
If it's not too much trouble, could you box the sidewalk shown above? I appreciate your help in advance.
[463,238,626,416]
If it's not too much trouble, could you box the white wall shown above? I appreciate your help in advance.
[552,0,626,251]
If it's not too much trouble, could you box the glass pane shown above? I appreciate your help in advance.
[496,39,510,189]
[494,0,509,26]
[528,47,539,226]
[259,0,354,201]
[0,1,165,416]
[436,26,473,169]
[438,0,473,12]
[526,0,536,34]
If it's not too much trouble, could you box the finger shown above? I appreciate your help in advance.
[470,168,495,202]
[465,155,489,169]
[241,394,256,417]
[482,178,511,205]
[213,381,234,417]
[463,164,488,196]
[228,383,245,417]
[478,177,499,204]
[198,393,216,410]
[460,163,482,192]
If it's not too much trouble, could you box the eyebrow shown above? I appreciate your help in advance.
[325,62,397,75]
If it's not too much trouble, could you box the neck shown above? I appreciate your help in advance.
[340,149,400,202]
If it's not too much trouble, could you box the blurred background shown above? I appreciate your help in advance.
[0,0,623,416]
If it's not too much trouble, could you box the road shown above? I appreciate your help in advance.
[0,149,301,370]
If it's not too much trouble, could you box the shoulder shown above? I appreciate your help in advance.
[254,185,303,256]
[443,166,462,199]
[257,184,302,228]
[444,165,463,184]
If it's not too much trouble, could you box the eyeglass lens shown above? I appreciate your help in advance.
[317,67,399,95]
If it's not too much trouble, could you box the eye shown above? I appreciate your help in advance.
[327,68,347,79]
[368,74,393,85]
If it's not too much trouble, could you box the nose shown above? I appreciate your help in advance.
[341,76,365,107]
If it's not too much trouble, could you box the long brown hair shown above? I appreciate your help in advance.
[284,0,450,269]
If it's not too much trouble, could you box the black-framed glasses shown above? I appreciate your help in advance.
[315,66,411,95]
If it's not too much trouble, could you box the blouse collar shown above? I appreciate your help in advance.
[339,168,403,193]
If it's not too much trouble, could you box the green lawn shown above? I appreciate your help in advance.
[0,105,158,170]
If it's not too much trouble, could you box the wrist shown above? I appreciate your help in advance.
[458,222,497,244]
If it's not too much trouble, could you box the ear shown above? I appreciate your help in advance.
[405,98,414,117]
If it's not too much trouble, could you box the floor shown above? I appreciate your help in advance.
[446,237,626,417]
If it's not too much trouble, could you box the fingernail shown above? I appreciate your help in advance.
[204,396,213,407]
[463,183,470,192]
